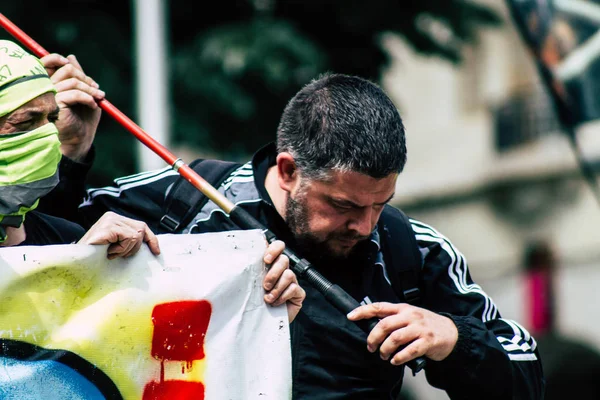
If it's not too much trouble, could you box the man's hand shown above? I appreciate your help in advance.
[262,240,305,323]
[40,53,105,162]
[78,211,161,260]
[347,302,458,365]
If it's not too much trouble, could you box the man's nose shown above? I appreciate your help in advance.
[347,207,376,237]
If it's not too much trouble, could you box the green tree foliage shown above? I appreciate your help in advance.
[0,0,500,185]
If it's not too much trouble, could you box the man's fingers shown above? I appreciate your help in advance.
[114,222,158,258]
[54,78,105,100]
[388,338,426,366]
[377,323,420,361]
[347,302,405,320]
[264,269,296,304]
[66,54,83,72]
[41,54,101,96]
[143,225,161,255]
[55,90,99,110]
[111,219,159,257]
[364,314,410,352]
[107,240,132,260]
[263,244,288,291]
[263,240,285,264]
[78,229,111,246]
[101,223,137,246]
[40,53,70,74]
[50,62,87,84]
[122,236,144,258]
[263,253,289,291]
[50,61,102,94]
[350,303,446,364]
[260,239,304,322]
[79,212,160,259]
[272,281,305,307]
[107,226,141,258]
[115,221,160,257]
[118,227,144,257]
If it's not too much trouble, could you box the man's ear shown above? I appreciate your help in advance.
[276,152,298,193]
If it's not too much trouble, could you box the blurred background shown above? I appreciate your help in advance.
[2,0,600,398]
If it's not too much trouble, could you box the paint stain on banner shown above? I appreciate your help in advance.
[142,300,212,400]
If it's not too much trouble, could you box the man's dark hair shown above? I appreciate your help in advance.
[276,72,407,180]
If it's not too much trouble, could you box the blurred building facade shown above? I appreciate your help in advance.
[381,0,600,398]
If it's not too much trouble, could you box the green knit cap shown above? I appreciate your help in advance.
[0,40,56,118]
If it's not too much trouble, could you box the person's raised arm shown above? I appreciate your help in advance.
[37,53,105,223]
[41,53,104,162]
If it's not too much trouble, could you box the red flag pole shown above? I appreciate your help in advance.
[0,13,234,213]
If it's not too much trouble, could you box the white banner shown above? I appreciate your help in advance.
[0,229,291,400]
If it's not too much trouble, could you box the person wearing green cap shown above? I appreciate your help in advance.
[0,39,160,259]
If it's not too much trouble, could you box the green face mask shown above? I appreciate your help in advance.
[0,122,61,242]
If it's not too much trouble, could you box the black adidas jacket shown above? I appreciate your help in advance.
[41,143,545,399]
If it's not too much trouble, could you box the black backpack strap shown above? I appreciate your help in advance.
[158,159,241,233]
[378,205,423,305]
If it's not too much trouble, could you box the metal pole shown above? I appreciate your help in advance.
[133,0,170,172]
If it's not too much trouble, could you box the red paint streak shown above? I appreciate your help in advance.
[142,300,212,400]
[143,381,205,400]
[150,300,212,362]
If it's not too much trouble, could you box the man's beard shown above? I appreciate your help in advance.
[285,192,368,265]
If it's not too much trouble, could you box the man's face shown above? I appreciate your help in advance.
[285,170,397,262]
[0,92,58,135]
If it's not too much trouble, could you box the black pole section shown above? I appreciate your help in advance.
[229,204,427,375]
